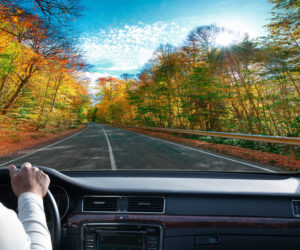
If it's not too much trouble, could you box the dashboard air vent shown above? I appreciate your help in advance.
[292,200,300,217]
[83,197,118,212]
[128,197,164,213]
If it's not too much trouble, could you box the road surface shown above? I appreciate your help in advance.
[0,123,283,173]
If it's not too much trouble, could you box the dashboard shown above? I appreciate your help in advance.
[1,168,300,250]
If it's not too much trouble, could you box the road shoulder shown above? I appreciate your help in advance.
[105,124,299,172]
[0,124,87,159]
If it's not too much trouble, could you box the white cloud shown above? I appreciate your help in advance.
[80,20,194,76]
[80,17,263,79]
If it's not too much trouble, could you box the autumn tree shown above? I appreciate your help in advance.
[0,0,82,24]
[0,1,89,131]
[89,1,299,137]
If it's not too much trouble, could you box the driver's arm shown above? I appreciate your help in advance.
[18,191,52,250]
[1,163,52,250]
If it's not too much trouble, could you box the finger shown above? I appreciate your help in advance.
[40,170,50,183]
[22,162,32,168]
[32,166,39,172]
[8,165,17,178]
[45,173,50,182]
[40,170,48,177]
[21,162,32,172]
[40,170,49,179]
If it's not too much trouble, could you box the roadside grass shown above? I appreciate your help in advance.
[0,120,86,157]
[181,134,299,158]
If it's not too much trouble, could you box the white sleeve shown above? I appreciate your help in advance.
[18,192,52,250]
[0,202,31,250]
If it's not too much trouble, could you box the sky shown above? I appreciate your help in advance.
[77,0,273,85]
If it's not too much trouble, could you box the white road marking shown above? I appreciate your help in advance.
[120,128,277,173]
[102,127,117,170]
[0,125,89,167]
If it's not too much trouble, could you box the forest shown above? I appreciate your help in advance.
[0,0,298,143]
[91,0,299,137]
[0,0,89,136]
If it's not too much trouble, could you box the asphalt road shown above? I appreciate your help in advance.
[0,123,284,173]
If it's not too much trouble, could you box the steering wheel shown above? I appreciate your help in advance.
[45,189,61,250]
[0,167,61,250]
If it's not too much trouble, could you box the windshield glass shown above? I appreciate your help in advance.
[0,0,299,173]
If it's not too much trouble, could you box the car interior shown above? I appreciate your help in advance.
[1,166,300,250]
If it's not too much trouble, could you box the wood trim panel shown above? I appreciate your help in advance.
[63,214,300,229]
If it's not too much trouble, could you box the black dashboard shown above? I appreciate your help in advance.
[1,168,300,250]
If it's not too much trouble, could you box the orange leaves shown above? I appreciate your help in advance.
[0,3,42,41]
[0,121,85,157]
[16,9,23,14]
[0,2,89,130]
[93,76,134,124]
[11,16,18,24]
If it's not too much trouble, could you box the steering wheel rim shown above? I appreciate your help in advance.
[0,167,61,250]
[45,189,61,250]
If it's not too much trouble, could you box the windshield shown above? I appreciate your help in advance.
[0,0,299,173]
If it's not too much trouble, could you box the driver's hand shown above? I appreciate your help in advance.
[9,162,50,198]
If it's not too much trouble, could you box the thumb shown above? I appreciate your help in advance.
[9,165,17,178]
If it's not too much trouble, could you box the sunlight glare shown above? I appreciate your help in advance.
[216,31,237,46]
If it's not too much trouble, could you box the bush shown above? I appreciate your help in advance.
[193,135,299,157]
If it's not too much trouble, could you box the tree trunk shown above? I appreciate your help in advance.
[49,74,62,113]
[285,71,300,96]
[228,51,262,133]
[35,72,52,130]
[0,54,16,96]
[0,76,29,115]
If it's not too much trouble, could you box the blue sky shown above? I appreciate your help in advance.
[78,0,273,81]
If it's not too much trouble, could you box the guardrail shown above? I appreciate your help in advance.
[124,125,300,160]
